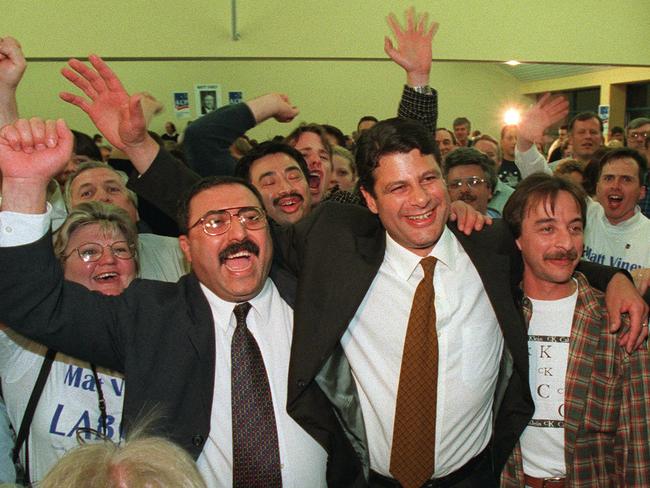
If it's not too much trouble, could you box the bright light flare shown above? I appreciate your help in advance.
[503,108,521,125]
[505,60,521,66]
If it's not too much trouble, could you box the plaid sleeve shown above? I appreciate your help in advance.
[397,85,438,133]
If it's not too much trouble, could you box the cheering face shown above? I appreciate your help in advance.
[69,167,139,223]
[516,191,584,299]
[291,132,332,206]
[63,224,137,296]
[596,157,646,225]
[248,152,312,225]
[179,184,273,303]
[361,149,450,257]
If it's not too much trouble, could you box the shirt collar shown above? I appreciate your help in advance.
[200,278,274,333]
[384,226,457,281]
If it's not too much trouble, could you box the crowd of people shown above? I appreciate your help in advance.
[0,6,649,488]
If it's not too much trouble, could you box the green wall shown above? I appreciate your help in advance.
[9,1,649,141]
[16,59,524,141]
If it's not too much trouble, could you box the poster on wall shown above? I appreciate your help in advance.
[194,84,222,115]
[229,91,243,105]
[173,91,191,118]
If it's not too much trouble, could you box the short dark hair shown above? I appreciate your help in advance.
[177,176,265,234]
[443,147,497,190]
[554,159,584,177]
[568,112,603,133]
[284,123,332,158]
[357,115,378,128]
[453,117,471,129]
[597,147,648,183]
[355,117,440,197]
[559,124,568,131]
[322,124,347,147]
[435,127,457,145]
[72,130,102,161]
[235,141,309,181]
[610,125,625,136]
[503,173,587,239]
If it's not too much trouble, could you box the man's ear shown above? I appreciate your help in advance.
[178,235,193,263]
[515,236,522,251]
[360,187,378,214]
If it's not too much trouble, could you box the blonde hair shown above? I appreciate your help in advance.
[54,201,139,272]
[40,425,206,488]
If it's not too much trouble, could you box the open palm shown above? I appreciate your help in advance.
[60,55,146,152]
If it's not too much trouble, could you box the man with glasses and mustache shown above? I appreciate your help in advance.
[443,147,500,218]
[0,118,351,486]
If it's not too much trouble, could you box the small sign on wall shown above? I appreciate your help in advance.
[173,91,191,118]
[229,91,243,105]
[195,84,222,115]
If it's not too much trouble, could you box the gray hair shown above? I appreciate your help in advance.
[63,161,139,210]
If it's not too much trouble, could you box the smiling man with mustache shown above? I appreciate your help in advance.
[501,173,650,487]
[0,118,340,487]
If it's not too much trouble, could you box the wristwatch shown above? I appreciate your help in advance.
[410,85,433,95]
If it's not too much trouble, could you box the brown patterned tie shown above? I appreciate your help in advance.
[231,302,282,488]
[390,256,438,488]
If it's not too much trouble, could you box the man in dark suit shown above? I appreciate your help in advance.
[0,117,361,486]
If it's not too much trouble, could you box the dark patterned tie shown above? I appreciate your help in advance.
[231,302,282,488]
[390,257,438,488]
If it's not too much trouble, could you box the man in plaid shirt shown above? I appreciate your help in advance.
[501,173,650,488]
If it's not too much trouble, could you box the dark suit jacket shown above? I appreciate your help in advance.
[0,232,360,486]
[272,202,534,481]
[127,147,623,486]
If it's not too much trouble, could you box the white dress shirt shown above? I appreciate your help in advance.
[341,228,503,478]
[0,207,327,488]
[196,279,327,488]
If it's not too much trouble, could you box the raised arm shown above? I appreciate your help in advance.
[183,92,299,176]
[0,37,27,127]
[0,118,72,214]
[515,93,569,178]
[386,7,439,132]
[59,54,159,174]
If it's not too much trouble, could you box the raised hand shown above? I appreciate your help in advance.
[518,93,569,145]
[0,118,73,213]
[0,36,26,91]
[384,7,439,87]
[0,36,27,126]
[59,55,147,153]
[247,93,299,124]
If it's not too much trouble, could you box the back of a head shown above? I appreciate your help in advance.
[40,433,207,488]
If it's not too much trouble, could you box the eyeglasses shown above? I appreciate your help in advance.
[189,206,267,236]
[628,131,649,141]
[447,176,487,190]
[63,241,136,262]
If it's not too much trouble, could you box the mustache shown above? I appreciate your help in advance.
[219,240,260,263]
[544,249,579,261]
[458,193,477,202]
[273,192,303,206]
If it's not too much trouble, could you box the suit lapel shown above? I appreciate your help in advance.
[288,220,385,403]
[183,273,217,417]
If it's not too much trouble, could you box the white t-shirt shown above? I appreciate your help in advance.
[520,285,578,478]
[0,328,125,482]
[583,201,650,271]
